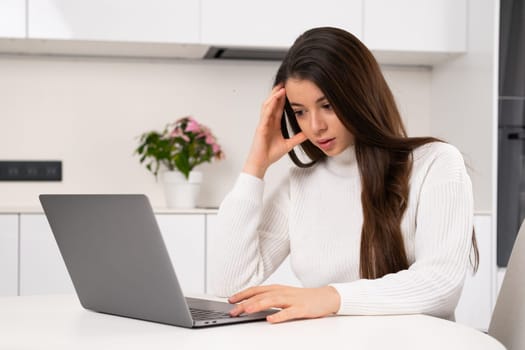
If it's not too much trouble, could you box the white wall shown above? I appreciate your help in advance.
[0,55,431,208]
[430,0,498,213]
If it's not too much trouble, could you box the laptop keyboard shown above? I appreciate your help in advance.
[189,307,232,320]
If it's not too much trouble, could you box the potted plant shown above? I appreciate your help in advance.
[135,116,224,208]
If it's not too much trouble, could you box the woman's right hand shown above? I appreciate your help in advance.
[243,85,307,179]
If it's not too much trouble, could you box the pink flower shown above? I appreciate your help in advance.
[212,143,221,153]
[170,127,190,142]
[185,119,201,133]
[205,133,216,145]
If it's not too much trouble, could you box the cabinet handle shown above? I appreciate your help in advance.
[508,133,525,140]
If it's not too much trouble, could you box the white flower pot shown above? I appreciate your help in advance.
[162,170,203,209]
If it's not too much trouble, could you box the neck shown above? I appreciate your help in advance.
[324,145,358,177]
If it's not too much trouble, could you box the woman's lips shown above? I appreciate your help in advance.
[317,138,336,151]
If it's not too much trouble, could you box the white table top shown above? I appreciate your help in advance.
[0,294,504,350]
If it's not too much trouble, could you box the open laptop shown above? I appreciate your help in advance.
[39,194,277,328]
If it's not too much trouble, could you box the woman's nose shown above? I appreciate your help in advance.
[310,112,328,135]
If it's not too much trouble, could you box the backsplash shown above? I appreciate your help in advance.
[0,55,431,208]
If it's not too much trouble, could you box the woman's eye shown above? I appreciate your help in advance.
[322,104,332,110]
[293,110,304,117]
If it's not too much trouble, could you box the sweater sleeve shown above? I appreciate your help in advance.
[330,145,474,319]
[208,172,291,297]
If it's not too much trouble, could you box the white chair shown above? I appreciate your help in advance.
[488,219,525,349]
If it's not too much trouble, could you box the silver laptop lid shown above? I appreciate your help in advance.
[39,194,194,327]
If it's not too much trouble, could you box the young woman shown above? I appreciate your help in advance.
[209,27,477,324]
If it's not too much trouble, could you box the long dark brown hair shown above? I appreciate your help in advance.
[276,27,478,279]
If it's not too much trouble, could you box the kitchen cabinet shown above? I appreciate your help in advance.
[0,0,469,65]
[0,0,25,38]
[201,0,363,48]
[19,214,74,295]
[17,212,207,296]
[155,214,206,294]
[28,0,200,43]
[0,215,18,296]
[444,215,494,330]
[363,0,467,53]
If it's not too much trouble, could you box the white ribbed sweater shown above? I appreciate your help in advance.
[209,142,474,320]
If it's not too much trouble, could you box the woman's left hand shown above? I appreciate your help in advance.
[228,285,341,324]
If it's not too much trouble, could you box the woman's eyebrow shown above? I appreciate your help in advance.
[290,96,327,107]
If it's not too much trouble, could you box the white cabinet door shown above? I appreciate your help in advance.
[455,215,494,331]
[0,0,25,38]
[156,214,205,294]
[28,0,200,43]
[0,215,18,296]
[19,214,74,295]
[201,0,363,48]
[205,214,300,294]
[363,0,467,52]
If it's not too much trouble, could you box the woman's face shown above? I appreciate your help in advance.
[285,78,354,156]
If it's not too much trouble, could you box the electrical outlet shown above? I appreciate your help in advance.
[0,161,62,181]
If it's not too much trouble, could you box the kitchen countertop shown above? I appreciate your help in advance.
[0,206,219,214]
[0,207,490,216]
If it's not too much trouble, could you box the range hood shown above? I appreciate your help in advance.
[204,46,286,61]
